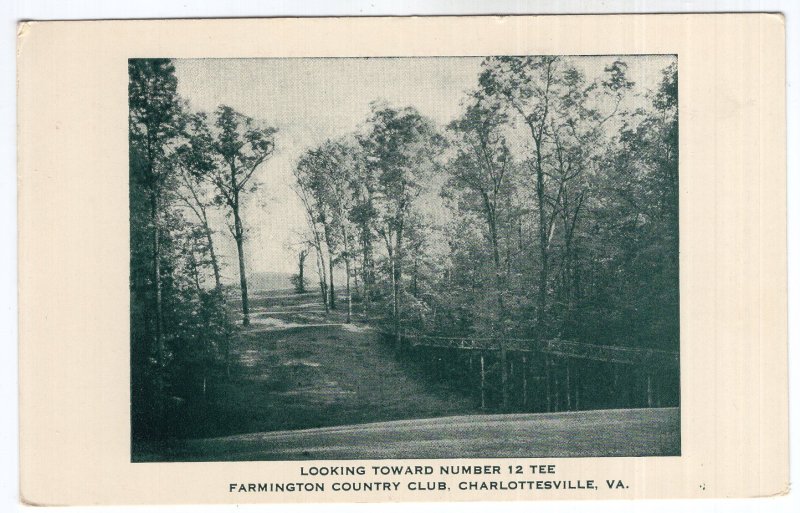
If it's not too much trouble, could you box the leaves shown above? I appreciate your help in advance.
[209,105,278,209]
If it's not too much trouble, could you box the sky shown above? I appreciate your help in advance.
[172,55,674,278]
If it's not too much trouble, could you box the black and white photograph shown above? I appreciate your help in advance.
[128,55,679,462]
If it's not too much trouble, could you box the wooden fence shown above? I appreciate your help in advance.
[386,331,680,413]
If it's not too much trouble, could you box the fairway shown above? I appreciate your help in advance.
[138,407,679,461]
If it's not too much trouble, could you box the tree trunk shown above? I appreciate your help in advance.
[519,64,552,339]
[535,151,549,336]
[387,237,402,351]
[545,355,552,412]
[480,353,486,410]
[312,230,329,312]
[298,258,305,293]
[327,251,336,310]
[232,207,250,326]
[488,213,509,411]
[204,222,222,292]
[566,361,572,410]
[394,229,405,350]
[340,225,352,323]
[323,225,336,310]
[298,250,307,293]
[185,180,222,292]
[361,231,373,313]
[190,250,201,292]
[315,245,329,313]
[344,256,352,323]
[385,237,401,351]
[151,191,164,366]
[149,187,166,434]
[411,257,418,297]
[559,191,584,334]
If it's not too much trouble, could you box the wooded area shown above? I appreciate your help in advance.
[130,56,679,442]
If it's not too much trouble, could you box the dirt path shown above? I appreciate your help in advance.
[197,291,479,438]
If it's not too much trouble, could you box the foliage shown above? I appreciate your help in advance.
[206,105,279,325]
[292,57,679,357]
[289,273,308,294]
[129,59,237,441]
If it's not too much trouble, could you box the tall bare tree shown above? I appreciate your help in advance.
[209,105,277,325]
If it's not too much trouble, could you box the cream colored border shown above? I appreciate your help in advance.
[17,15,787,505]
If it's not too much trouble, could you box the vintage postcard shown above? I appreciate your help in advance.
[17,14,787,505]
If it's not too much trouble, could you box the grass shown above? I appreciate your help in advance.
[156,290,478,440]
[132,290,680,461]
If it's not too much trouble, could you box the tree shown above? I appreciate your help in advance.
[208,105,278,325]
[129,59,184,437]
[282,59,678,412]
[359,104,444,348]
[293,166,330,312]
[295,146,339,310]
[348,158,378,313]
[579,62,677,350]
[478,56,633,339]
[291,249,309,293]
[446,94,515,409]
[159,208,234,390]
[130,60,237,439]
[129,58,183,370]
[302,139,361,322]
[173,111,223,291]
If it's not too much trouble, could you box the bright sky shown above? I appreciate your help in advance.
[172,56,674,277]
